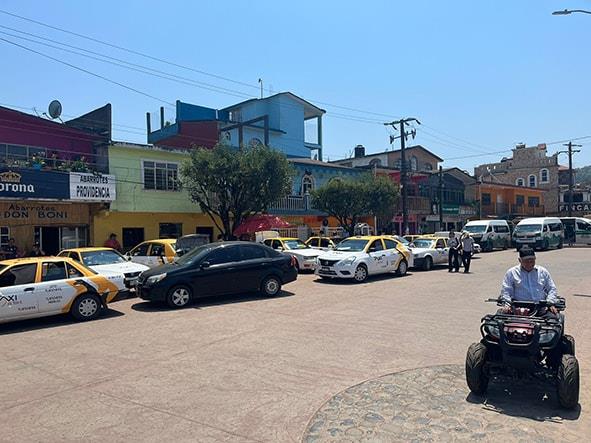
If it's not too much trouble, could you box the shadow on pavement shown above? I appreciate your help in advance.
[313,272,413,285]
[0,308,125,335]
[131,290,295,312]
[466,376,581,422]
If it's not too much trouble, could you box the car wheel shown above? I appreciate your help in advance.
[261,275,282,297]
[71,293,102,321]
[396,259,408,276]
[423,256,433,271]
[353,264,368,283]
[465,342,489,395]
[166,285,193,309]
[557,354,579,409]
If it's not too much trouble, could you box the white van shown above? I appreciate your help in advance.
[462,220,511,252]
[514,217,564,251]
[560,217,591,246]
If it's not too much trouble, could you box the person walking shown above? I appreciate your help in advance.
[448,231,460,272]
[28,242,46,257]
[104,233,122,252]
[460,231,475,273]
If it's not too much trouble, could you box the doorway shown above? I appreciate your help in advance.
[196,226,214,243]
[37,227,60,255]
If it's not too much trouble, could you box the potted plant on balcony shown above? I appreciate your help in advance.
[29,154,46,171]
[71,156,89,173]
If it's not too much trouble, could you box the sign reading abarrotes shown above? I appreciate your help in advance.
[69,172,116,202]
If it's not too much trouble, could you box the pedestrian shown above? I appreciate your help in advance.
[28,242,46,257]
[448,231,460,272]
[460,231,475,273]
[2,238,20,259]
[103,233,122,252]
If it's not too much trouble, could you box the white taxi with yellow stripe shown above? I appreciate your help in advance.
[315,235,411,283]
[0,257,125,325]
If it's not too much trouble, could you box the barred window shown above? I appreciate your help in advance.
[143,161,179,191]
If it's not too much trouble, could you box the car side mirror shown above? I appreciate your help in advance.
[126,255,132,261]
[200,261,211,269]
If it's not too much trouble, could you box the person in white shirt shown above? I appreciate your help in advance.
[447,231,460,272]
[499,246,559,317]
[460,232,475,273]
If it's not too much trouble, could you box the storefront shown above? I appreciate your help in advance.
[0,168,115,256]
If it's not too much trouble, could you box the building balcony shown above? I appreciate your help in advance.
[511,204,545,216]
[481,203,545,217]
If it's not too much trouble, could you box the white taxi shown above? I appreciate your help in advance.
[409,236,449,271]
[315,236,411,283]
[262,237,320,272]
[0,257,125,325]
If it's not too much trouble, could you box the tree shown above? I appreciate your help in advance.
[311,174,399,236]
[576,165,591,186]
[181,144,294,239]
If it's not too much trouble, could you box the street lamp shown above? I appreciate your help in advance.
[552,9,591,15]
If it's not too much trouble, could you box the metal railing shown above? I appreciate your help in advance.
[270,195,308,211]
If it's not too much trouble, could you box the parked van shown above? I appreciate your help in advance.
[513,217,564,251]
[560,217,591,246]
[462,220,511,252]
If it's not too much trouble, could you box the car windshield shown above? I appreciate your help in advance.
[81,250,127,266]
[335,239,369,252]
[283,240,309,250]
[175,244,212,265]
[412,239,434,248]
[464,225,487,234]
[515,224,542,233]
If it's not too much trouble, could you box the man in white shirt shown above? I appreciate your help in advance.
[460,232,475,273]
[499,246,559,316]
[448,231,460,272]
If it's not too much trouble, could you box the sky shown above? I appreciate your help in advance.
[0,0,590,172]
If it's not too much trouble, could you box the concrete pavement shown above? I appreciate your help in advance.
[1,248,590,442]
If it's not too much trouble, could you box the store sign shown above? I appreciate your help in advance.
[69,172,116,202]
[0,168,69,200]
[559,203,591,213]
[442,204,460,215]
[0,203,69,220]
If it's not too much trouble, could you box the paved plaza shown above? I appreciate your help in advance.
[1,248,590,442]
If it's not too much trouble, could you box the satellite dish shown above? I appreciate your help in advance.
[48,100,62,119]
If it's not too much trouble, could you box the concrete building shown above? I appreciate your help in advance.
[474,143,569,214]
[332,144,441,172]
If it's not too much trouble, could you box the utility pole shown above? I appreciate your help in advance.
[558,142,582,217]
[438,166,444,230]
[384,118,420,235]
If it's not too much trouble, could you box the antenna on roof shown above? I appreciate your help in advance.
[258,78,263,99]
[47,100,63,122]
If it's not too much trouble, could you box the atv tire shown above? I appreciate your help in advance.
[557,354,579,409]
[562,334,576,356]
[466,342,489,395]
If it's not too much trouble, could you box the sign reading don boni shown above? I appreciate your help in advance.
[69,172,116,202]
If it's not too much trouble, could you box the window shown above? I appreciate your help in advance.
[0,264,37,287]
[515,195,525,206]
[319,238,331,248]
[271,240,282,250]
[143,161,179,191]
[516,178,524,187]
[131,243,149,256]
[159,223,182,239]
[577,221,591,232]
[66,263,84,278]
[481,193,491,205]
[248,137,263,148]
[263,239,273,247]
[369,158,382,168]
[383,239,397,250]
[494,225,509,233]
[61,226,88,249]
[41,261,67,282]
[7,144,27,162]
[0,227,9,250]
[435,239,445,249]
[528,196,540,207]
[410,156,418,171]
[540,169,549,183]
[301,175,314,195]
[150,243,166,256]
[424,163,433,171]
[549,222,563,232]
[122,228,144,249]
[68,252,81,262]
[240,245,267,260]
[368,240,384,252]
[205,246,241,265]
[528,174,537,188]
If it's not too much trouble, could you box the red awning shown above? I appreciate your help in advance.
[233,214,292,236]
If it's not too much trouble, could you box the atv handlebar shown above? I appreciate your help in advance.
[485,296,566,310]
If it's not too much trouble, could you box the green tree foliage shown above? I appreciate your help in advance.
[181,144,294,239]
[576,165,591,186]
[311,174,400,235]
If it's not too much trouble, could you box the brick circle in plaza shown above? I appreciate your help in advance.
[303,365,581,442]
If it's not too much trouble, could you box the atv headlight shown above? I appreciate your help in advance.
[146,273,167,285]
[539,330,557,344]
[486,325,500,338]
[341,256,357,265]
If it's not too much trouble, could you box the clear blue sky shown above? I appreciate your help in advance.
[1,0,590,172]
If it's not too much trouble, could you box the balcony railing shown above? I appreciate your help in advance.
[481,202,545,217]
[511,204,545,216]
[269,195,308,211]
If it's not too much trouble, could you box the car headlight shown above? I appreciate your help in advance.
[535,236,542,240]
[539,330,557,344]
[304,256,317,261]
[146,273,167,285]
[340,256,357,265]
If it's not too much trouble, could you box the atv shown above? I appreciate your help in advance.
[465,296,579,409]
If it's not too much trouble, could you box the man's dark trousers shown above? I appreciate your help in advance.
[462,251,472,272]
[448,248,459,272]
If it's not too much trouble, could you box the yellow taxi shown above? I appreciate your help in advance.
[0,256,125,324]
[126,239,178,268]
[262,237,320,271]
[315,235,412,282]
[304,236,338,251]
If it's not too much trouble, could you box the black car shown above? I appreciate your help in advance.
[137,241,298,308]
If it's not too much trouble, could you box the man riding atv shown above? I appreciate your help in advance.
[499,246,558,317]
[465,246,579,409]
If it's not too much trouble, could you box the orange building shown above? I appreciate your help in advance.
[470,182,546,219]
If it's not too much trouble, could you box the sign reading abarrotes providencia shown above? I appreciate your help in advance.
[69,172,116,202]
